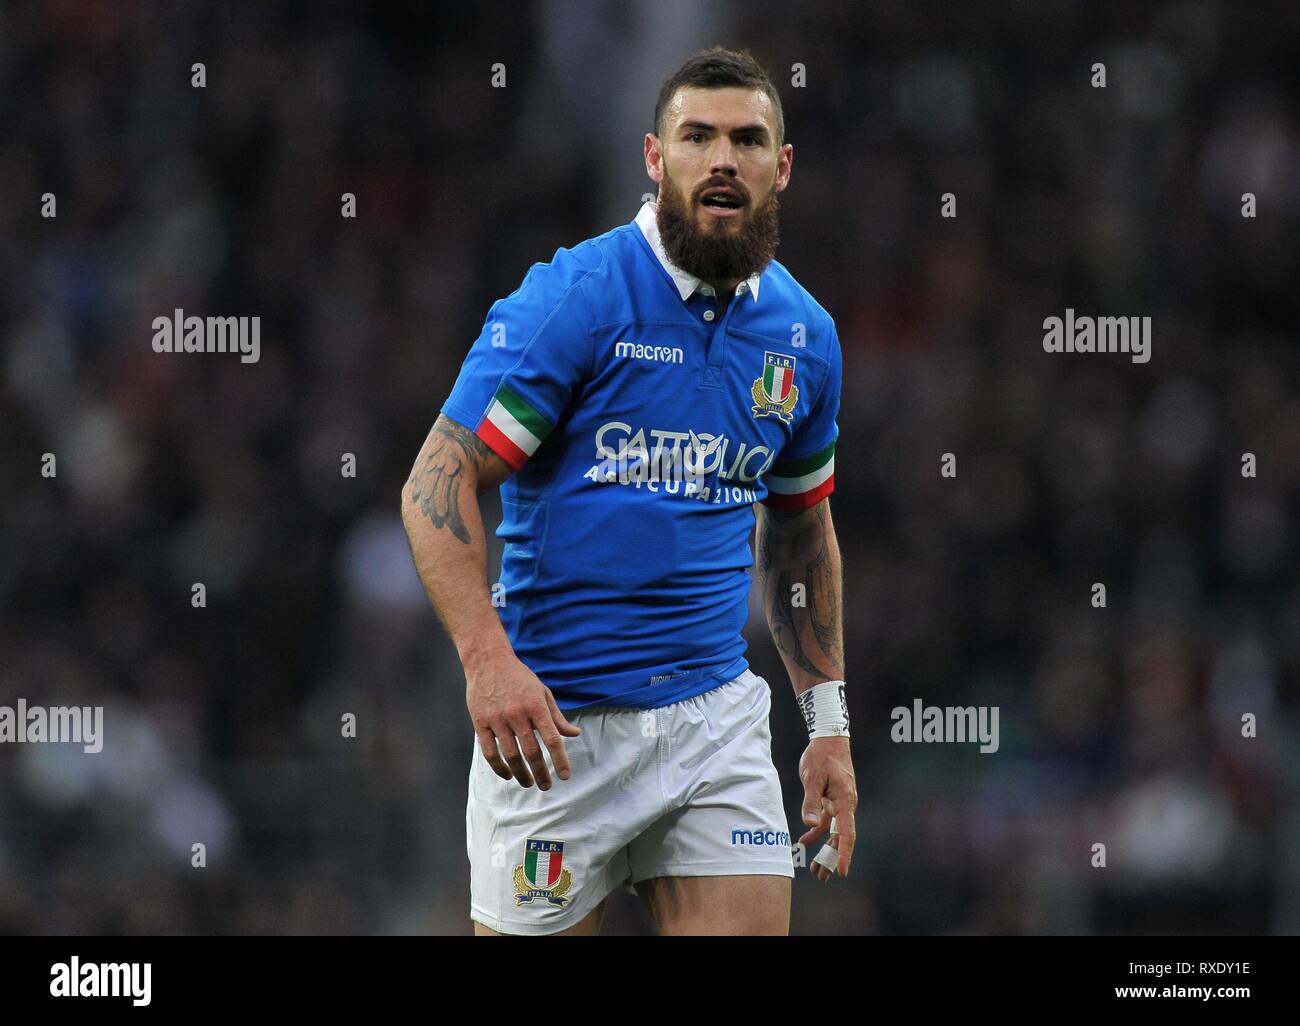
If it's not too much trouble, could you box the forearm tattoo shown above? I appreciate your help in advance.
[805,504,843,669]
[407,418,493,545]
[758,501,844,681]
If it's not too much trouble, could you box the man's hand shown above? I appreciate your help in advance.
[467,651,581,790]
[797,736,857,880]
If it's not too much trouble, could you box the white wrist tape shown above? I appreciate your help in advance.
[797,680,849,739]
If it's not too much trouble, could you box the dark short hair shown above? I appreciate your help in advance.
[653,46,785,146]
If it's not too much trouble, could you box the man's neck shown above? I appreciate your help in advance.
[707,279,740,303]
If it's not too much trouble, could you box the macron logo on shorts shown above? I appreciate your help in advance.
[731,828,791,846]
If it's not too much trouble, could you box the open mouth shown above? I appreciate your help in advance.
[699,188,745,217]
[700,189,744,209]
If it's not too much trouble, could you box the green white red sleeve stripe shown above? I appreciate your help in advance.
[476,384,554,470]
[762,440,835,510]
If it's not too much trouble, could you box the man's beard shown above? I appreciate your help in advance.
[656,167,780,286]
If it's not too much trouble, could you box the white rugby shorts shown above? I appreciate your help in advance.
[466,667,794,935]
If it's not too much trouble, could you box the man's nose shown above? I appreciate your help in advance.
[708,139,739,174]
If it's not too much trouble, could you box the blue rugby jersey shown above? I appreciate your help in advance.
[441,201,841,709]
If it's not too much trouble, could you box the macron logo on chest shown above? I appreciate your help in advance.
[613,339,684,365]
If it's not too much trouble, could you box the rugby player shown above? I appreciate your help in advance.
[402,46,854,935]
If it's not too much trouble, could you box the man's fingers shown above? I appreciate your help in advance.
[496,728,535,788]
[510,714,552,790]
[476,687,580,792]
[536,711,573,782]
[832,816,855,878]
[801,784,825,826]
[827,787,857,878]
[810,835,830,881]
[800,772,827,824]
[811,804,854,880]
[540,691,578,782]
[798,808,830,847]
[545,690,582,739]
[798,790,831,847]
[476,728,513,780]
[811,840,835,883]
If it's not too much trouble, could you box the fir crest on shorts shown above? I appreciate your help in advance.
[512,838,573,907]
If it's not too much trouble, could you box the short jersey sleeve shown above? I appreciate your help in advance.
[761,323,841,511]
[440,268,593,470]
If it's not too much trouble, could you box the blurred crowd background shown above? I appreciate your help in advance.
[1,0,1297,935]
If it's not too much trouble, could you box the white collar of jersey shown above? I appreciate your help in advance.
[634,201,762,305]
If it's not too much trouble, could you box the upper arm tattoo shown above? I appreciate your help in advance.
[407,417,494,544]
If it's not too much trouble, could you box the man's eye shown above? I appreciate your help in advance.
[688,133,705,143]
[740,136,759,146]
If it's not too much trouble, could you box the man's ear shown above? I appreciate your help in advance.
[775,142,794,193]
[644,132,665,184]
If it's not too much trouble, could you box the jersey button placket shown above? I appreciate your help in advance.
[697,285,727,388]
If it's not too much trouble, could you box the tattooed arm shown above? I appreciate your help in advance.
[406,414,512,539]
[755,497,856,880]
[401,413,513,658]
[401,414,579,789]
[755,497,845,690]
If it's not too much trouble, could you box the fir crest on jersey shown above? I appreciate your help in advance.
[751,351,798,423]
